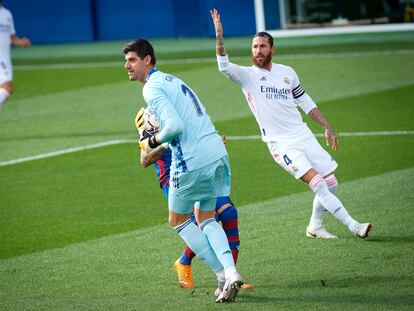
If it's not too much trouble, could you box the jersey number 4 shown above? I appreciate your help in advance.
[181,84,203,116]
[283,154,292,166]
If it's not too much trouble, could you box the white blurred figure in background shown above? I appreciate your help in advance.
[0,0,31,111]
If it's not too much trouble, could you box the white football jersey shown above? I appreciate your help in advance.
[218,55,317,144]
[0,7,15,61]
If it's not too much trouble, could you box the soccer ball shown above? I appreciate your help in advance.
[142,108,160,132]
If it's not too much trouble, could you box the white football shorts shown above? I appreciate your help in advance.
[0,59,12,84]
[267,135,338,179]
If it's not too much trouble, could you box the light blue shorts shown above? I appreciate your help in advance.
[168,155,231,214]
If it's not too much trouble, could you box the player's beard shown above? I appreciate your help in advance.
[252,52,272,69]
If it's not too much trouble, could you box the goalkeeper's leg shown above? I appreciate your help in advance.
[169,195,226,287]
[175,213,197,288]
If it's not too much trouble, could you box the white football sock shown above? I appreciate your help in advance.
[308,175,338,230]
[216,269,226,282]
[0,88,10,111]
[0,88,10,104]
[309,174,358,231]
[175,219,223,273]
[200,218,237,279]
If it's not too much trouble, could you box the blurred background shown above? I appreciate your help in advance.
[5,0,414,44]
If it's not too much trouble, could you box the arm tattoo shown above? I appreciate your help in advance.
[215,34,227,56]
[140,145,167,168]
[308,108,331,130]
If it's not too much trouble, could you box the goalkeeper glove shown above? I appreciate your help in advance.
[139,130,161,152]
[135,107,145,130]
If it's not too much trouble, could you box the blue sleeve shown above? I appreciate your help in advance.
[143,81,184,143]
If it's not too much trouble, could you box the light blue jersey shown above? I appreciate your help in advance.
[142,68,227,174]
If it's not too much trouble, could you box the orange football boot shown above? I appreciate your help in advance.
[241,283,254,290]
[174,259,195,288]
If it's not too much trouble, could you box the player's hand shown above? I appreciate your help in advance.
[210,8,223,36]
[138,128,152,152]
[325,128,339,151]
[134,107,145,130]
[20,37,31,47]
[139,130,161,152]
[139,137,151,153]
[221,135,227,145]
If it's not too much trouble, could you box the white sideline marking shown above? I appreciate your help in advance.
[14,49,414,70]
[1,131,413,167]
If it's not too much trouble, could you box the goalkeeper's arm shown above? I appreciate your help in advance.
[140,143,168,168]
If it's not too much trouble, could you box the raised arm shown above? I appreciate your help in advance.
[210,9,227,56]
[10,34,31,47]
[308,107,339,151]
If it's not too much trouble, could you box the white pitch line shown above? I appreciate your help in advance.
[14,49,414,70]
[1,130,413,167]
[0,139,135,167]
[227,130,414,140]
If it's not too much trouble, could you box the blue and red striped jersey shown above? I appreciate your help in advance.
[154,147,172,197]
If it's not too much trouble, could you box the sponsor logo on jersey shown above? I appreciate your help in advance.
[0,23,11,33]
[260,76,267,81]
[260,85,291,100]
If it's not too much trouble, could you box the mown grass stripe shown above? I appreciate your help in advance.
[1,166,411,262]
[1,130,413,167]
[14,49,414,70]
[0,167,412,311]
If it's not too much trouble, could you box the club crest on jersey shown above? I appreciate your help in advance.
[284,77,290,84]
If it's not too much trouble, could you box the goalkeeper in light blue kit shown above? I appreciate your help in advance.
[123,39,243,303]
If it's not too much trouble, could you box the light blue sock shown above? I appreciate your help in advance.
[200,218,236,272]
[175,219,223,273]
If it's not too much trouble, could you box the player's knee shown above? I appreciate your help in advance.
[1,82,13,94]
[168,215,177,227]
[168,214,190,227]
[309,174,328,193]
[218,204,238,222]
[325,174,338,193]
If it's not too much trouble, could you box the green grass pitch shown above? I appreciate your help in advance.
[1,32,414,310]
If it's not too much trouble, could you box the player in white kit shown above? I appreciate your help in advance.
[0,1,31,110]
[210,9,371,239]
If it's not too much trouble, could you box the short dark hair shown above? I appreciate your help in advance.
[123,39,156,65]
[254,31,274,47]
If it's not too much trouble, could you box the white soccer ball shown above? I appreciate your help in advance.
[142,108,160,132]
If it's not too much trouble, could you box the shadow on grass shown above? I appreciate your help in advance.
[235,277,414,306]
[238,293,414,306]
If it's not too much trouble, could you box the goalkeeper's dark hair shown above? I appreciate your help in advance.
[123,39,156,65]
[254,31,274,47]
